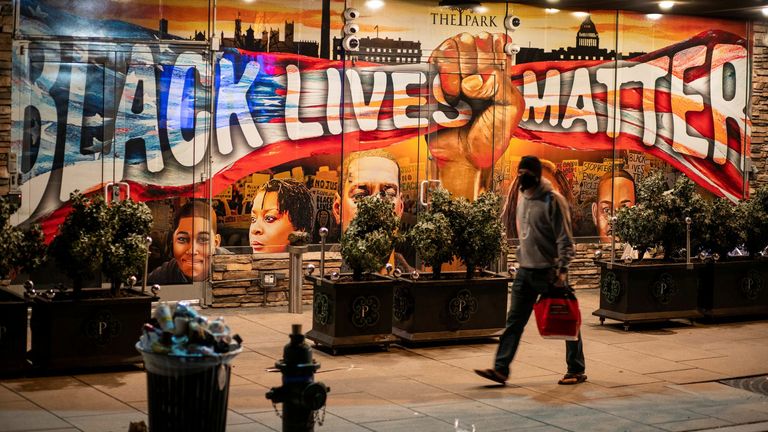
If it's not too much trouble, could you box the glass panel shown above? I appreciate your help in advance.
[211,0,344,253]
[11,42,115,287]
[113,44,212,293]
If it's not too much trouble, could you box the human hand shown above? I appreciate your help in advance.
[555,270,568,287]
[428,32,525,198]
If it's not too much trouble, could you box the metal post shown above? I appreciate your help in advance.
[319,228,328,276]
[142,236,152,294]
[609,216,617,269]
[287,245,309,314]
[685,217,692,270]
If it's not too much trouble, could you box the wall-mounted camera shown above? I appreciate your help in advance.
[342,35,360,51]
[343,22,360,35]
[504,43,521,55]
[504,15,521,31]
[343,8,360,21]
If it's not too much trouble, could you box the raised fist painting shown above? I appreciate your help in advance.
[429,32,526,199]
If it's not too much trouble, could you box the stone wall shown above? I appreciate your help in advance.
[507,242,614,290]
[210,252,342,307]
[0,0,12,196]
[208,244,615,308]
[752,22,768,190]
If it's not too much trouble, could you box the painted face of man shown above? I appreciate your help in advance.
[173,215,220,281]
[334,156,404,231]
[249,190,295,253]
[592,176,636,242]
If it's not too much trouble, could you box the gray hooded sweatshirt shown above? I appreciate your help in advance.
[515,178,575,270]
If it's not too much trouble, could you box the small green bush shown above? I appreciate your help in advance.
[340,195,399,280]
[0,197,46,280]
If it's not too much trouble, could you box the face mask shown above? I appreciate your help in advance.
[519,173,539,191]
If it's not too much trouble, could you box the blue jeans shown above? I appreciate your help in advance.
[494,267,585,377]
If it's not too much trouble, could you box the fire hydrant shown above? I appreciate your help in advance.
[266,324,330,432]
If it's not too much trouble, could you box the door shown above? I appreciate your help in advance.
[111,45,213,302]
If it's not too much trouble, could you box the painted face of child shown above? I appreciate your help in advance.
[172,215,219,281]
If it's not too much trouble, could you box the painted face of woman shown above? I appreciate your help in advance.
[249,191,295,253]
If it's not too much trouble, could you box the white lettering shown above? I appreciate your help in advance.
[392,72,428,129]
[167,52,210,167]
[285,64,324,140]
[561,68,598,133]
[326,68,343,135]
[346,70,387,132]
[116,47,164,177]
[671,45,709,160]
[216,59,264,155]
[522,69,561,126]
[710,44,748,166]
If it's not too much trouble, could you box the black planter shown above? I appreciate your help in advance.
[699,259,768,318]
[306,274,397,352]
[592,261,703,330]
[0,288,29,374]
[30,289,154,370]
[392,271,511,343]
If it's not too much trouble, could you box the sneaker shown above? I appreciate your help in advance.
[474,368,508,384]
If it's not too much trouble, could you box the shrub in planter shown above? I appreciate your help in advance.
[404,188,454,279]
[339,195,399,280]
[395,189,510,342]
[102,198,153,296]
[614,205,666,260]
[738,185,768,257]
[699,197,744,259]
[614,171,706,260]
[448,191,507,277]
[31,191,156,370]
[49,191,153,295]
[0,196,47,281]
[308,195,400,351]
[48,192,110,295]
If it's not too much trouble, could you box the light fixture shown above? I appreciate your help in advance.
[572,11,589,18]
[545,8,560,14]
[762,6,768,17]
[365,0,385,10]
[659,1,675,10]
[546,0,559,3]
[474,5,488,13]
[646,13,662,20]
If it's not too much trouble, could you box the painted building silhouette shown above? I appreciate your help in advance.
[220,15,319,57]
[516,16,646,64]
[332,36,422,64]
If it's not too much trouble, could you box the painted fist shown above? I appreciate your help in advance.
[429,32,525,198]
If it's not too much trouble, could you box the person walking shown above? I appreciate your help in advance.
[475,155,586,386]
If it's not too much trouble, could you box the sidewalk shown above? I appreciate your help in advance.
[2,288,767,432]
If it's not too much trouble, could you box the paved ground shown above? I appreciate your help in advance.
[2,288,768,432]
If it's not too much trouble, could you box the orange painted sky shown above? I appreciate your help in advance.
[68,1,747,51]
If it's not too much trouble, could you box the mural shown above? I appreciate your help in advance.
[12,0,751,281]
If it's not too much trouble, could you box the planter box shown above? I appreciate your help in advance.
[592,261,703,330]
[0,288,29,374]
[699,259,768,318]
[306,274,397,352]
[30,289,154,370]
[393,271,510,343]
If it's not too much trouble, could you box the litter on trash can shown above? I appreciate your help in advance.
[138,301,243,357]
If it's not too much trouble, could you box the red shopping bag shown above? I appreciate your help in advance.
[533,286,581,341]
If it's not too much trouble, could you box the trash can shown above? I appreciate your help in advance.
[137,343,242,432]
